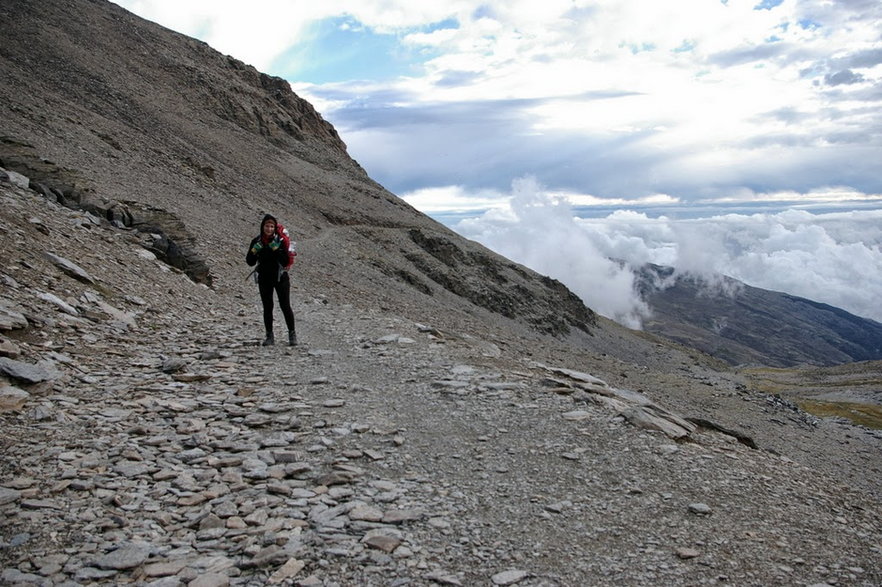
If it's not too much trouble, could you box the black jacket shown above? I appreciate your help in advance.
[246,235,290,285]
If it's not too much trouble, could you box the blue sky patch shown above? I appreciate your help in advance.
[272,16,450,84]
[798,18,821,31]
[673,40,696,53]
[425,17,459,34]
[754,0,784,10]
[622,42,657,54]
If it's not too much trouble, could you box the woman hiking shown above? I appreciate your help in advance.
[246,214,297,346]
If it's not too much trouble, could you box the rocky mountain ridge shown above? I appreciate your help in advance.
[1,0,881,585]
[637,263,882,367]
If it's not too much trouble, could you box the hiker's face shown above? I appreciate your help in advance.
[262,221,275,237]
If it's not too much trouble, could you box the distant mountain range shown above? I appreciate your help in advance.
[637,263,882,367]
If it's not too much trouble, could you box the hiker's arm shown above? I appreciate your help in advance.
[246,237,261,266]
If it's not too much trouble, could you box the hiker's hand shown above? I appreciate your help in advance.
[250,241,263,255]
[269,237,281,251]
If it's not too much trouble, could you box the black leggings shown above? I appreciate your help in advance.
[259,272,295,335]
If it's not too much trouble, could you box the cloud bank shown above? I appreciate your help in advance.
[451,177,882,326]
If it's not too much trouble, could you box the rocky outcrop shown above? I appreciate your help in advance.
[404,228,597,336]
[0,145,212,286]
[539,364,698,440]
[215,57,349,156]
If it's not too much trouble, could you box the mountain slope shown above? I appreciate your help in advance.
[637,264,882,367]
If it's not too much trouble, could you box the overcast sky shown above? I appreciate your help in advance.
[112,0,882,325]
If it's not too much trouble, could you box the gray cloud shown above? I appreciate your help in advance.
[761,107,815,125]
[831,0,882,15]
[707,42,790,67]
[327,93,540,131]
[820,77,882,101]
[319,80,882,202]
[801,48,881,86]
[852,82,882,101]
[744,132,819,148]
[825,69,866,86]
[843,47,882,68]
[318,87,659,191]
[435,70,483,87]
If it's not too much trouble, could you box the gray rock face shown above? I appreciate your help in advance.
[0,487,22,505]
[93,542,155,570]
[0,385,29,411]
[44,253,96,285]
[0,301,28,331]
[0,357,60,384]
[2,169,30,189]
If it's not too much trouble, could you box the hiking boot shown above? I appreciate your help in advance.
[262,334,275,346]
[288,330,298,346]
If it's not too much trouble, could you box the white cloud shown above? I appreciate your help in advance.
[401,185,509,213]
[559,192,681,208]
[681,209,882,321]
[456,177,652,328]
[112,0,305,69]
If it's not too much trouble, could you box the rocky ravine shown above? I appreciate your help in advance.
[3,172,882,586]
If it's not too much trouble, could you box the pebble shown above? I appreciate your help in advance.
[492,569,529,585]
[676,547,701,559]
[688,502,712,515]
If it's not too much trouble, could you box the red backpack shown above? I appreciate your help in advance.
[275,223,296,270]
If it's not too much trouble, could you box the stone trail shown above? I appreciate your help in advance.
[3,299,881,586]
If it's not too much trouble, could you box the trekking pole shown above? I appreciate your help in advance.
[245,268,256,281]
